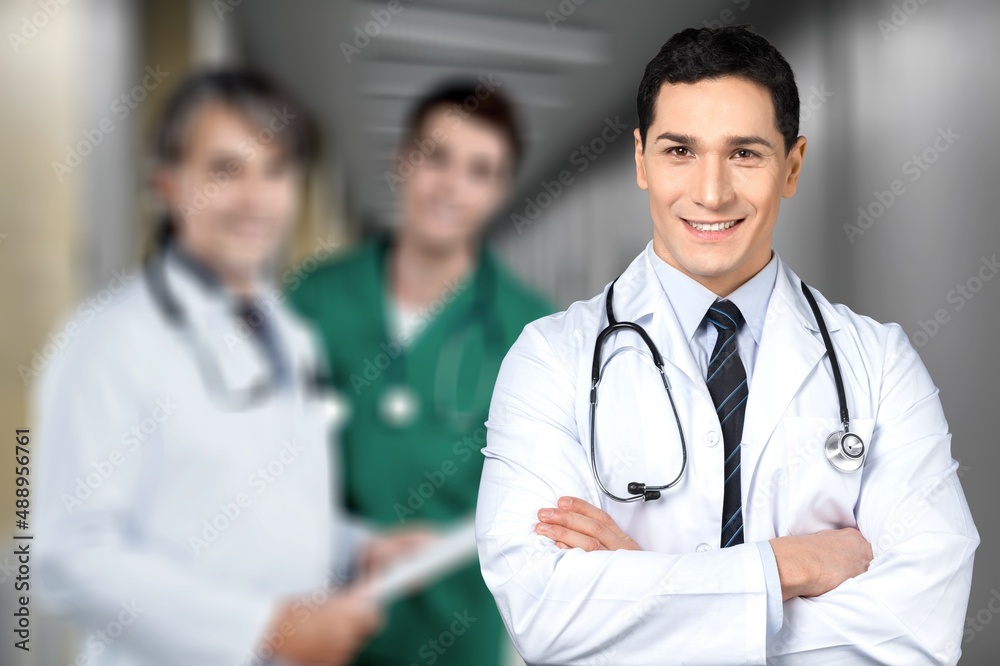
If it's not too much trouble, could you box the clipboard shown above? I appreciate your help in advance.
[370,518,479,604]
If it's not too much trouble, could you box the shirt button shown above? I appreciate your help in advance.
[696,542,713,553]
[705,431,720,447]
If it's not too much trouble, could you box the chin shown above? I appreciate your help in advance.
[667,241,729,267]
[219,246,274,275]
[410,225,475,253]
[670,252,744,284]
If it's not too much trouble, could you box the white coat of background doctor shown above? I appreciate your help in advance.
[32,71,426,666]
[476,27,978,666]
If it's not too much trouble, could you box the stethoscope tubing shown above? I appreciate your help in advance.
[590,276,863,503]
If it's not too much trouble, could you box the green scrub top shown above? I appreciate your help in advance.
[289,236,552,666]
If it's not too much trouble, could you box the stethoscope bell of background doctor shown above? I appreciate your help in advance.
[380,385,420,427]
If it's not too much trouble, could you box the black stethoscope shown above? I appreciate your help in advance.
[144,226,329,411]
[590,277,866,503]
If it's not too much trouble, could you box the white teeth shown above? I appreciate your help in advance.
[687,219,739,232]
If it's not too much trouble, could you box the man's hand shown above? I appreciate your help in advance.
[770,528,873,601]
[536,498,872,603]
[535,496,641,551]
[263,584,381,665]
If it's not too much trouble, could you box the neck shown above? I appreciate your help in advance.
[652,238,772,298]
[174,239,258,299]
[390,231,476,309]
[221,271,256,299]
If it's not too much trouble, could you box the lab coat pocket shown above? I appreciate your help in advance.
[296,389,344,486]
[782,416,874,534]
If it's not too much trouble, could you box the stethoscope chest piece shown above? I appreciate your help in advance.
[380,385,420,428]
[825,430,866,472]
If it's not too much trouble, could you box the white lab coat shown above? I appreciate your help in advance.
[476,244,979,665]
[33,254,357,665]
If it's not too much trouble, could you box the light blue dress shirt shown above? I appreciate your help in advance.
[646,243,784,637]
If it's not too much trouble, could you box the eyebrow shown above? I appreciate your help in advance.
[654,132,773,149]
[207,151,241,162]
[724,134,774,149]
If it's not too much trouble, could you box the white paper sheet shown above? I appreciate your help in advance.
[370,518,478,604]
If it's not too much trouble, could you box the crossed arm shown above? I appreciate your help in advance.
[536,496,873,602]
[477,324,978,665]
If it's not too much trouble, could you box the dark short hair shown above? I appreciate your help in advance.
[403,80,524,170]
[153,69,316,168]
[637,26,800,154]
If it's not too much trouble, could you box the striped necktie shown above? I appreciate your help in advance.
[704,300,748,548]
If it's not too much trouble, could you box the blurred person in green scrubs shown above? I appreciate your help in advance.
[290,81,552,666]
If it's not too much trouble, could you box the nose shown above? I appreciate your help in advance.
[239,166,281,211]
[232,176,267,214]
[689,156,735,210]
[425,157,463,201]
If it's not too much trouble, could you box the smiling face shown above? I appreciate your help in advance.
[635,75,806,297]
[399,106,512,253]
[158,102,302,288]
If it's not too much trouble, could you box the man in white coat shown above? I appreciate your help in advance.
[476,26,978,665]
[33,71,424,665]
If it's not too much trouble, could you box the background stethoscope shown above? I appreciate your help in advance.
[144,227,329,411]
[590,277,866,503]
[378,241,505,432]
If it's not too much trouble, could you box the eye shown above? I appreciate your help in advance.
[264,158,291,178]
[469,158,496,182]
[426,146,448,168]
[734,148,759,159]
[666,146,691,157]
[208,158,236,176]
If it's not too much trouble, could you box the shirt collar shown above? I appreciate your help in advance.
[168,239,224,292]
[164,239,271,315]
[646,242,778,345]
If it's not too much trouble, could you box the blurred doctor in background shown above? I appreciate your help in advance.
[290,82,552,666]
[33,70,417,665]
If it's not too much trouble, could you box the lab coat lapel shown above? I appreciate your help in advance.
[609,247,706,392]
[742,258,839,489]
[162,252,271,392]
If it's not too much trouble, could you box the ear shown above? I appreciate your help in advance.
[152,166,195,232]
[149,166,183,222]
[483,171,511,215]
[781,136,807,198]
[634,128,649,191]
[152,166,178,212]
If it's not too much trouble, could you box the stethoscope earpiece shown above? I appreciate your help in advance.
[825,430,866,472]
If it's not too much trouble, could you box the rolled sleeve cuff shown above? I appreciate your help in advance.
[755,540,784,638]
